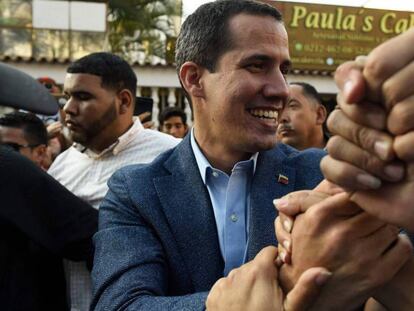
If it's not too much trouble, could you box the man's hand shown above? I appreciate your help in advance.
[320,28,414,230]
[277,192,412,310]
[363,27,414,108]
[47,121,64,139]
[323,28,414,188]
[322,60,403,190]
[206,246,331,311]
[135,112,155,129]
[321,109,404,190]
[372,257,414,311]
[349,163,414,231]
[274,180,344,264]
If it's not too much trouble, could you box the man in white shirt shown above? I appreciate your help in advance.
[48,52,179,311]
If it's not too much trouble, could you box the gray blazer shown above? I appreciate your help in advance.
[91,136,325,310]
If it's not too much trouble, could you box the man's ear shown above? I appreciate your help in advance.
[117,89,134,114]
[316,104,327,125]
[179,62,206,99]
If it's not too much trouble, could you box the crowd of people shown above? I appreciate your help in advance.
[1,0,414,310]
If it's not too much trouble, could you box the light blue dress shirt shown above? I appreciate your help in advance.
[190,130,257,275]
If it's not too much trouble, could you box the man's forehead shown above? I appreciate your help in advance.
[227,13,288,46]
[289,85,318,107]
[289,85,304,96]
[165,116,184,124]
[220,14,290,67]
[64,73,102,90]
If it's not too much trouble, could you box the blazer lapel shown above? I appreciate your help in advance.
[153,136,224,290]
[246,146,296,261]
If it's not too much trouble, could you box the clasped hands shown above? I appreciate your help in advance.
[275,27,414,310]
[321,27,414,231]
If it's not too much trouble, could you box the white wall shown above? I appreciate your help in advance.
[9,62,181,87]
[8,62,338,93]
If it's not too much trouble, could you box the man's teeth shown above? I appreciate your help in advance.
[250,109,278,119]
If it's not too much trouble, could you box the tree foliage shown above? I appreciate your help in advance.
[107,0,181,63]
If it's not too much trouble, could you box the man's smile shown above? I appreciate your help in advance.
[248,108,278,123]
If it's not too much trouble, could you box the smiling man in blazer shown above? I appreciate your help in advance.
[91,1,326,310]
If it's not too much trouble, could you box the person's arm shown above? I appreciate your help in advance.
[276,191,412,310]
[91,169,208,311]
[92,169,331,311]
[276,186,414,310]
[0,147,97,263]
[372,257,414,311]
[206,246,331,311]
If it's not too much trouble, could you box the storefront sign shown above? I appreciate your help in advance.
[263,1,414,71]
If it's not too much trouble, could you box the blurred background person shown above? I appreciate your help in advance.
[0,62,97,311]
[37,76,61,94]
[159,106,189,138]
[277,82,328,150]
[0,111,50,169]
[48,52,179,311]
[37,76,73,162]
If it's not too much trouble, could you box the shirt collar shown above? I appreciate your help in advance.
[190,128,258,184]
[73,119,144,159]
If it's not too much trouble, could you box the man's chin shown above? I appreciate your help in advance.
[69,131,87,145]
[281,138,302,150]
[250,137,278,152]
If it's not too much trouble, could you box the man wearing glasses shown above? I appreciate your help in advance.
[0,111,49,169]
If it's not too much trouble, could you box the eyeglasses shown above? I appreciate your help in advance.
[1,142,39,152]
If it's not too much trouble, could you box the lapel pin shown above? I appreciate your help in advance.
[277,174,289,185]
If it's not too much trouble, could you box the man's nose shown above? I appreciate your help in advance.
[63,98,78,115]
[262,69,289,104]
[278,109,290,123]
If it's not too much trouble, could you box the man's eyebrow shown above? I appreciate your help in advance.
[240,54,292,68]
[64,89,91,95]
[241,54,273,63]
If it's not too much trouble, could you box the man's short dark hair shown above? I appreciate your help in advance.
[290,82,322,106]
[159,107,187,125]
[175,0,283,73]
[67,52,137,98]
[0,111,48,145]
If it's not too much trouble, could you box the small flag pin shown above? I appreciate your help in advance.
[277,174,289,185]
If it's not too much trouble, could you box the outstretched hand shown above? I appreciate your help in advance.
[206,246,331,311]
